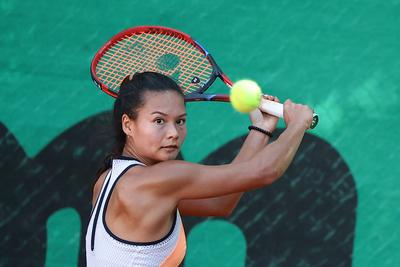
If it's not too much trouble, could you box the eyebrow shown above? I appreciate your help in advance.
[151,111,187,117]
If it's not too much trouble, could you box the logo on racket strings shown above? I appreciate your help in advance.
[157,53,180,72]
[191,77,200,84]
[156,53,182,83]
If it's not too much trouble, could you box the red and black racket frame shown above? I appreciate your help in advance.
[91,26,232,102]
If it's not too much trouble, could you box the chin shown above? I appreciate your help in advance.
[165,154,178,161]
[161,152,179,161]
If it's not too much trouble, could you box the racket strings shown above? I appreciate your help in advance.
[95,31,213,95]
[129,32,212,92]
[96,39,137,91]
[139,33,211,93]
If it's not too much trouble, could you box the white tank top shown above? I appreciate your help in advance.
[85,157,186,267]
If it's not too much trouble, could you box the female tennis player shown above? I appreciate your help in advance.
[85,71,313,266]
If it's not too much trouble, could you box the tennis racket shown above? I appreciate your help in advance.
[91,25,318,129]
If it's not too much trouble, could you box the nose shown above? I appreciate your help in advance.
[167,123,179,139]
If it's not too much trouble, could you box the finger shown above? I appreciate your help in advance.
[263,95,276,101]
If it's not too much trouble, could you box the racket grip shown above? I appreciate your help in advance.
[259,99,319,129]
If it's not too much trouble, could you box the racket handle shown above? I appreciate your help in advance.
[259,99,319,129]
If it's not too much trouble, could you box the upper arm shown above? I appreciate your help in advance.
[137,160,276,201]
[178,198,230,217]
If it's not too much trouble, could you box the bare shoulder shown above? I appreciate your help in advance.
[114,160,196,199]
[113,163,177,212]
[120,160,194,184]
[114,161,181,193]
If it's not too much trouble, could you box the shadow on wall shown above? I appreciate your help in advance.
[0,111,357,267]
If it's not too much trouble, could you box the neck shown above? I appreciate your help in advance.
[122,146,154,166]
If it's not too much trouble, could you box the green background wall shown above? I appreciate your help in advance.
[1,0,399,266]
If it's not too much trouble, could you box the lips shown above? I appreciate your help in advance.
[162,145,178,150]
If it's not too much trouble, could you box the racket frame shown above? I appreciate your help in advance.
[90,25,319,129]
[91,25,231,102]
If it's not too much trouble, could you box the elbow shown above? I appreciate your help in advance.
[273,163,286,181]
[223,207,235,217]
[259,162,283,186]
[211,204,236,218]
[214,205,235,218]
[218,208,234,218]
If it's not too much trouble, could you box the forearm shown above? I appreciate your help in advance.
[212,130,271,216]
[233,129,271,163]
[256,124,307,182]
[178,126,277,217]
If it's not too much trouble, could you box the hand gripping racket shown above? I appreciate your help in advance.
[91,25,319,129]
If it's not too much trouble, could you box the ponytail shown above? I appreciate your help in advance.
[95,98,127,177]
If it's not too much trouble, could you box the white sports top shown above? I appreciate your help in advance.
[85,157,186,267]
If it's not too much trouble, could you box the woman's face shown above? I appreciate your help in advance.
[125,90,187,165]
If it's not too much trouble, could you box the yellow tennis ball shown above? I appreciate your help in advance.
[230,80,262,113]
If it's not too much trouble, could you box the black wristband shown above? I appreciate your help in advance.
[248,125,273,138]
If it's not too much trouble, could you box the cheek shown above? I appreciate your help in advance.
[136,124,163,145]
[146,129,164,145]
[179,128,187,143]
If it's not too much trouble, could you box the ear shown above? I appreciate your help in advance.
[121,114,134,137]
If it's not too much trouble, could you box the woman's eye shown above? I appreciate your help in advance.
[176,119,186,126]
[155,118,164,124]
